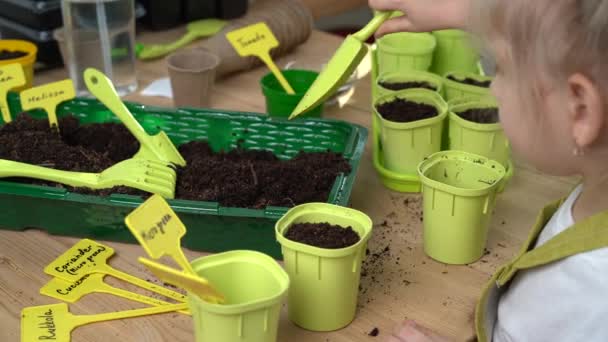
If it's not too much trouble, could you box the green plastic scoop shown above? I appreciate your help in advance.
[84,68,187,167]
[137,19,227,60]
[289,11,393,119]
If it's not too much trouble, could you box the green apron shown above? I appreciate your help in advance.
[475,198,608,341]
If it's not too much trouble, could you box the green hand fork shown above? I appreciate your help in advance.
[84,68,187,167]
[0,158,177,199]
[289,11,395,119]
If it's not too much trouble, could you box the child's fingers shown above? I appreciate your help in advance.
[375,17,417,37]
[369,0,403,11]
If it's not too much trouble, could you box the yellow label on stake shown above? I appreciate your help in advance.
[226,22,295,94]
[125,194,195,274]
[20,79,75,128]
[44,239,114,281]
[0,63,26,123]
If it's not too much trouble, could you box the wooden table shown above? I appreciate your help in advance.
[0,26,577,341]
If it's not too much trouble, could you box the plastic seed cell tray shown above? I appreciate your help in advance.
[0,93,367,258]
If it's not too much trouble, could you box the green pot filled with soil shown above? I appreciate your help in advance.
[260,69,323,118]
[443,71,493,102]
[418,151,505,264]
[376,32,436,75]
[375,70,443,99]
[374,89,448,175]
[275,203,373,331]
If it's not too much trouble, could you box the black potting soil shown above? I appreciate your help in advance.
[0,113,351,208]
[0,49,28,60]
[447,75,492,88]
[376,98,438,123]
[284,222,360,249]
[368,327,380,337]
[379,81,436,91]
[457,108,499,124]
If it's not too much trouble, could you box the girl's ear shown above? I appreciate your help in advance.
[568,73,605,148]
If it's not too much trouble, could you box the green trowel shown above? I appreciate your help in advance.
[288,11,394,119]
[137,19,227,60]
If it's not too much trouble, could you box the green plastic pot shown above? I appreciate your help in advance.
[443,71,493,102]
[430,30,479,76]
[418,151,506,264]
[260,69,323,118]
[188,250,289,342]
[275,203,373,331]
[374,89,448,175]
[376,32,436,75]
[375,70,444,99]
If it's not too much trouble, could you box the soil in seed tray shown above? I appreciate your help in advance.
[447,75,491,88]
[1,113,351,208]
[457,108,499,124]
[376,98,437,123]
[284,222,360,249]
[379,81,436,91]
[0,49,28,60]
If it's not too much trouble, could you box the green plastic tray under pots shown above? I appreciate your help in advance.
[372,109,421,192]
[376,32,436,75]
[260,69,323,118]
[417,151,506,264]
[443,71,493,102]
[449,98,511,166]
[430,30,479,77]
[188,250,290,342]
[375,70,444,100]
[374,89,448,175]
[275,203,373,331]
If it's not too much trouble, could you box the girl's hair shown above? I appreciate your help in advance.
[469,0,608,106]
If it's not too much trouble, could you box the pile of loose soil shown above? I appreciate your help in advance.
[379,81,437,91]
[447,75,491,88]
[456,108,499,124]
[284,222,360,249]
[376,98,438,123]
[0,113,351,208]
[0,49,28,60]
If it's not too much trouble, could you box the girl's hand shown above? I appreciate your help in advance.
[368,0,470,37]
[386,320,453,342]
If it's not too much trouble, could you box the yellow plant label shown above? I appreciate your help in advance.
[226,22,279,57]
[20,79,75,127]
[0,63,25,123]
[44,239,114,281]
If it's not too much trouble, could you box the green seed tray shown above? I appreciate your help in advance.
[0,92,367,258]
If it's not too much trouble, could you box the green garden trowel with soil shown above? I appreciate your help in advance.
[289,11,394,119]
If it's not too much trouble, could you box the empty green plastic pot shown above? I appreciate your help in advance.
[275,203,373,331]
[260,69,323,118]
[376,32,436,75]
[375,70,444,99]
[374,89,448,175]
[430,30,479,76]
[418,151,506,264]
[188,250,290,342]
[443,71,493,102]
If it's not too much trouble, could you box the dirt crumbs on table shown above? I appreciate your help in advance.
[368,327,380,337]
[284,222,360,249]
[376,98,437,123]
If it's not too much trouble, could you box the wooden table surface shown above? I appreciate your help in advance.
[0,26,577,342]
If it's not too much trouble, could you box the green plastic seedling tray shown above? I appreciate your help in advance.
[0,92,367,259]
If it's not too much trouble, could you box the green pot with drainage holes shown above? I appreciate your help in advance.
[188,250,289,342]
[376,32,436,75]
[443,71,493,102]
[260,69,323,118]
[430,30,479,76]
[418,151,505,264]
[275,203,373,331]
[374,89,448,175]
[375,70,444,100]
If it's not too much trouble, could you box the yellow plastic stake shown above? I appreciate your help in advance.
[21,302,188,342]
[0,63,26,123]
[226,22,295,94]
[125,194,196,275]
[44,239,186,303]
[20,79,75,129]
[40,273,190,315]
[139,257,225,304]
